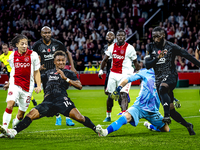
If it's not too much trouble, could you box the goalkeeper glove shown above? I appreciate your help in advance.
[110,86,122,101]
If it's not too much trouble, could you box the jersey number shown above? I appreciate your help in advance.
[63,101,72,107]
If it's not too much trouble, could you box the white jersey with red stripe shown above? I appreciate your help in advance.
[105,42,137,75]
[8,49,40,93]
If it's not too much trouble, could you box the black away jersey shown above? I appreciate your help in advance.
[41,68,78,96]
[32,38,67,73]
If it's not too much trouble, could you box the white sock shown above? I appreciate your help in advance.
[12,116,20,128]
[3,110,12,129]
[106,112,111,118]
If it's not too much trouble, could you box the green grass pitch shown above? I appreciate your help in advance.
[0,86,199,150]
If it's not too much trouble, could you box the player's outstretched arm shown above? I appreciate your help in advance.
[98,55,109,79]
[34,69,42,94]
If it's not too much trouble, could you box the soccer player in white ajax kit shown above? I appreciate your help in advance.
[98,29,141,122]
[0,34,42,138]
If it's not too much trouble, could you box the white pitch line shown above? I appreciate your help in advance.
[24,115,200,134]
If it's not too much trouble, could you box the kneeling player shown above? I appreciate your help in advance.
[0,51,96,138]
[96,68,170,136]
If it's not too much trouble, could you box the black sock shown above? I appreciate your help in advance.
[82,116,96,131]
[159,86,171,117]
[14,116,32,133]
[170,109,189,127]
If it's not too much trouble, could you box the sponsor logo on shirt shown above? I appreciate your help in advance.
[113,54,124,59]
[14,62,30,68]
[44,54,54,61]
[49,75,59,81]
[47,48,51,52]
[156,57,166,64]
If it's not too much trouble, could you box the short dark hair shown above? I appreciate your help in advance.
[153,26,165,33]
[54,50,66,59]
[11,34,28,47]
[117,29,126,35]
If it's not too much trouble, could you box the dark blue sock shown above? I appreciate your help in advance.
[149,124,161,132]
[107,115,127,134]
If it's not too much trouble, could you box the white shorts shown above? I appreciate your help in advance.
[6,84,32,112]
[107,71,132,93]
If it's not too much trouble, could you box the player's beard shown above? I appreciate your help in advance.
[155,38,164,49]
[107,40,113,45]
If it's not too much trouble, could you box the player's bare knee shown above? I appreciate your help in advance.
[160,124,170,132]
[7,101,15,110]
[76,114,85,122]
[124,112,132,123]
[26,108,40,121]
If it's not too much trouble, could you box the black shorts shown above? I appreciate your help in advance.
[35,94,76,118]
[156,74,178,103]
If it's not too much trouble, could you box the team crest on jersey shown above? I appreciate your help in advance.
[54,72,58,74]
[47,48,51,52]
[24,57,29,62]
[64,97,68,100]
[52,46,55,52]
[120,49,125,54]
[157,50,161,54]
[8,91,13,95]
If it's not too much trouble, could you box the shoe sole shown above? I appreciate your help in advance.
[66,124,75,126]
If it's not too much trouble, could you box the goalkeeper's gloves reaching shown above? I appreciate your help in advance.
[110,86,122,101]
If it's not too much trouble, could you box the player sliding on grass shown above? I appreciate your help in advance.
[0,51,97,138]
[96,68,170,137]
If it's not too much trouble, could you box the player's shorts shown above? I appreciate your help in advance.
[127,105,165,129]
[156,74,177,90]
[6,84,32,112]
[35,94,76,118]
[107,71,131,93]
[156,74,178,103]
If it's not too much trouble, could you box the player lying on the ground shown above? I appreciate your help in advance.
[0,51,97,138]
[96,68,170,137]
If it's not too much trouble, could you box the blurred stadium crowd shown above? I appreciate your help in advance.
[0,0,200,73]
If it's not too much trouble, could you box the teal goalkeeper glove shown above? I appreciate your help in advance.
[110,86,122,101]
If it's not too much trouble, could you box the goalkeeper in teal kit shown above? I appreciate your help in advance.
[96,68,170,136]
